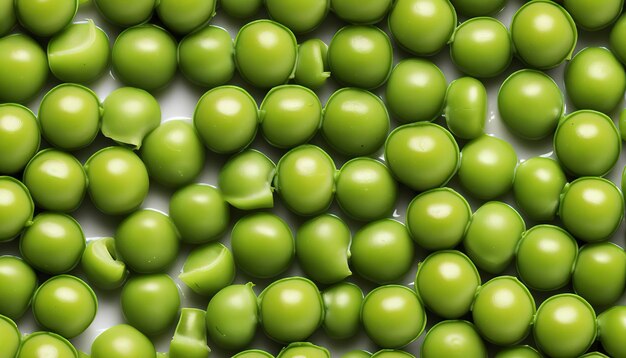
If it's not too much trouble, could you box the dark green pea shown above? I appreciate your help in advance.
[0,0,16,36]
[421,321,487,358]
[0,34,48,103]
[331,0,392,24]
[266,0,329,34]
[572,242,626,307]
[218,149,275,210]
[169,184,229,244]
[0,176,34,242]
[0,314,20,358]
[513,157,567,222]
[93,0,155,27]
[564,0,623,31]
[0,104,40,175]
[610,14,626,65]
[156,0,215,35]
[169,308,211,358]
[597,306,626,358]
[450,0,506,16]
[178,25,235,88]
[444,77,486,140]
[233,350,274,358]
[322,283,363,339]
[179,242,235,297]
[81,237,128,290]
[294,39,329,89]
[91,324,156,358]
[15,0,78,37]
[206,283,258,350]
[494,346,541,358]
[0,256,37,320]
[18,332,78,358]
[220,0,262,19]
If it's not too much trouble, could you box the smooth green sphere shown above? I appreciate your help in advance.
[331,0,392,24]
[121,274,180,335]
[15,0,78,37]
[421,321,487,358]
[0,104,40,175]
[322,283,363,339]
[93,0,155,26]
[444,77,486,140]
[169,184,229,244]
[0,256,38,320]
[178,25,235,88]
[206,283,258,350]
[156,0,215,35]
[91,324,156,358]
[18,332,78,358]
[572,242,626,307]
[450,0,506,16]
[0,177,34,242]
[0,34,48,103]
[564,0,623,31]
[597,306,626,358]
[610,14,626,65]
[266,0,329,33]
[0,314,20,358]
[512,157,567,222]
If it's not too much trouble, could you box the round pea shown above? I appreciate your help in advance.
[220,0,262,19]
[444,77,486,140]
[294,39,329,89]
[385,59,447,123]
[156,0,215,34]
[231,213,294,278]
[597,306,626,358]
[327,25,392,89]
[385,123,459,191]
[572,242,626,307]
[218,150,275,210]
[362,285,426,348]
[0,104,40,174]
[179,242,235,296]
[580,353,610,358]
[15,0,77,37]
[371,351,414,358]
[121,274,180,335]
[421,321,486,358]
[206,283,258,350]
[0,34,48,103]
[0,256,37,320]
[93,0,154,26]
[91,324,156,358]
[233,350,274,358]
[494,346,541,358]
[32,275,97,339]
[259,276,324,343]
[450,0,506,16]
[0,177,33,242]
[112,24,177,91]
[194,86,258,154]
[513,157,567,221]
[18,332,78,358]
[266,0,329,33]
[178,25,235,88]
[533,294,597,358]
[342,350,371,358]
[322,283,363,339]
[350,219,414,284]
[81,237,128,290]
[564,0,623,30]
[278,343,329,358]
[169,184,229,244]
[620,109,626,141]
[331,0,392,24]
[115,209,180,273]
[610,14,626,65]
[559,177,623,242]
[0,314,20,358]
[516,225,578,291]
[0,0,16,36]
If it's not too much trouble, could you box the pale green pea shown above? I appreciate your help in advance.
[294,39,330,89]
[156,0,216,35]
[572,242,626,307]
[0,256,37,320]
[0,177,34,242]
[206,283,258,350]
[0,314,20,358]
[277,342,330,358]
[179,242,235,297]
[178,25,235,88]
[18,332,78,358]
[81,237,127,290]
[169,308,211,358]
[218,150,275,210]
[444,77,486,140]
[169,184,229,244]
[322,283,363,340]
[513,157,567,222]
[0,104,40,175]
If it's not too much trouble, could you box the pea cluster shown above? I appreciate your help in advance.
[1,0,626,357]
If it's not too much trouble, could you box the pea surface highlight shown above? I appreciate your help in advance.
[0,34,48,103]
[0,104,40,175]
[512,157,567,222]
[421,320,487,358]
[218,150,275,210]
[91,324,156,358]
[18,332,78,358]
[0,256,38,320]
[206,283,258,350]
[572,242,626,307]
[0,177,34,242]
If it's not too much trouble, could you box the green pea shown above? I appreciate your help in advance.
[385,59,447,123]
[178,25,234,88]
[112,24,177,91]
[169,308,211,358]
[156,0,215,35]
[498,70,564,140]
[0,0,16,36]
[388,0,457,56]
[327,25,392,89]
[235,20,297,88]
[559,177,623,242]
[610,14,626,65]
[421,320,486,358]
[296,214,351,284]
[620,109,626,141]
[371,351,414,358]
[0,176,33,242]
[516,225,578,291]
[350,219,414,284]
[0,256,37,320]
[564,0,623,30]
[169,184,229,244]
[179,242,235,296]
[0,314,20,358]
[444,77,486,140]
[93,0,154,26]
[121,274,180,335]
[23,149,87,212]
[464,201,525,274]
[260,85,322,148]
[140,119,205,188]
[580,352,610,358]
[572,242,626,307]
[415,250,480,319]
[494,346,541,358]
[510,1,577,69]
[450,0,506,16]
[115,209,180,273]
[275,145,336,216]
[220,0,262,19]
[15,0,77,37]
[231,213,294,278]
[406,188,471,251]
[294,39,330,89]
[194,86,258,154]
[81,237,128,290]
[0,104,40,174]
[206,283,257,350]
[459,135,518,200]
[362,285,426,348]
[39,83,101,150]
[91,324,156,358]
[266,0,328,33]
[101,87,161,149]
[322,282,363,339]
[233,350,274,358]
[597,306,626,358]
[513,157,567,222]
[0,34,48,103]
[259,276,324,343]
[278,342,330,358]
[85,146,150,215]
[18,332,78,358]
[533,294,597,358]
[331,0,392,24]
[341,350,371,358]
[385,123,459,191]
[218,149,275,210]
[32,275,97,339]
[47,20,110,83]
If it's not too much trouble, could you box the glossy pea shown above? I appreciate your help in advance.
[278,343,329,358]
[597,306,626,358]
[233,350,274,358]
[0,34,48,103]
[444,77,486,140]
[178,25,235,88]
[169,184,229,244]
[93,0,154,26]
[0,315,20,358]
[610,14,626,65]
[564,0,623,30]
[15,0,77,37]
[421,321,486,358]
[450,0,506,16]
[121,274,180,335]
[18,332,78,358]
[294,39,329,89]
[580,353,610,358]
[206,283,257,350]
[572,242,626,307]
[0,177,34,242]
[494,346,541,358]
[0,104,40,174]
[156,0,215,35]
[220,0,262,19]
[218,150,275,210]
[266,0,329,33]
[169,308,211,358]
[331,0,392,24]
[81,237,128,290]
[513,157,567,221]
[91,324,156,358]
[0,256,37,320]
[371,351,414,358]
[342,350,371,358]
[179,242,235,297]
[322,283,363,339]
[0,0,16,36]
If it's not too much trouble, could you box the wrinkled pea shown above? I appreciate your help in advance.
[512,157,567,222]
[322,282,363,339]
[91,324,156,358]
[169,184,229,244]
[597,306,626,358]
[572,242,626,307]
[0,256,37,320]
[155,0,215,35]
[18,332,78,358]
[450,0,506,16]
[178,25,234,88]
[15,0,78,37]
[494,346,541,358]
[0,34,48,103]
[444,77,486,140]
[206,283,258,350]
[0,104,40,175]
[421,320,487,358]
[0,177,34,242]
[218,150,275,210]
[294,39,329,89]
[0,314,20,358]
[266,0,329,34]
[610,14,626,65]
[331,0,392,24]
[93,0,155,27]
[179,242,235,297]
[564,0,623,31]
[277,342,330,358]
[81,237,128,290]
[169,308,211,358]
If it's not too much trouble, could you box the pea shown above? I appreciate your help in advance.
[275,145,336,216]
[15,0,77,37]
[194,86,258,154]
[572,242,626,307]
[0,256,37,320]
[597,306,626,358]
[533,294,597,358]
[385,123,459,191]
[294,39,329,89]
[235,20,297,88]
[18,332,78,358]
[100,87,160,149]
[564,0,623,30]
[621,109,626,141]
[331,0,392,24]
[85,147,150,215]
[179,242,235,296]
[47,20,110,83]
[39,83,101,150]
[115,209,180,273]
[463,201,525,274]
[178,25,235,88]
[450,17,511,78]
[342,350,371,358]
[32,275,97,339]
[169,184,229,244]
[610,14,626,65]
[206,283,257,350]
[231,213,294,278]
[155,0,215,35]
[322,282,363,339]
[458,135,518,200]
[0,176,34,242]
[266,0,329,33]
[580,353,610,358]
[559,177,623,242]
[91,324,156,358]
[0,34,48,103]
[444,77,486,140]
[259,276,324,343]
[93,0,154,26]
[371,351,414,358]
[0,314,20,358]
[296,214,351,284]
[0,104,40,174]
[81,237,128,290]
[169,308,211,358]
[112,25,177,91]
[233,350,274,358]
[385,59,447,123]
[0,0,16,36]
[121,274,180,335]
[218,150,275,210]
[513,157,567,222]
[277,342,330,358]
[220,0,262,19]
[327,26,392,89]
[421,321,486,358]
[510,0,577,69]
[494,346,541,358]
[260,85,322,148]
[498,70,564,140]
[450,0,506,16]
[388,0,457,56]
[415,250,480,319]
[362,285,426,348]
